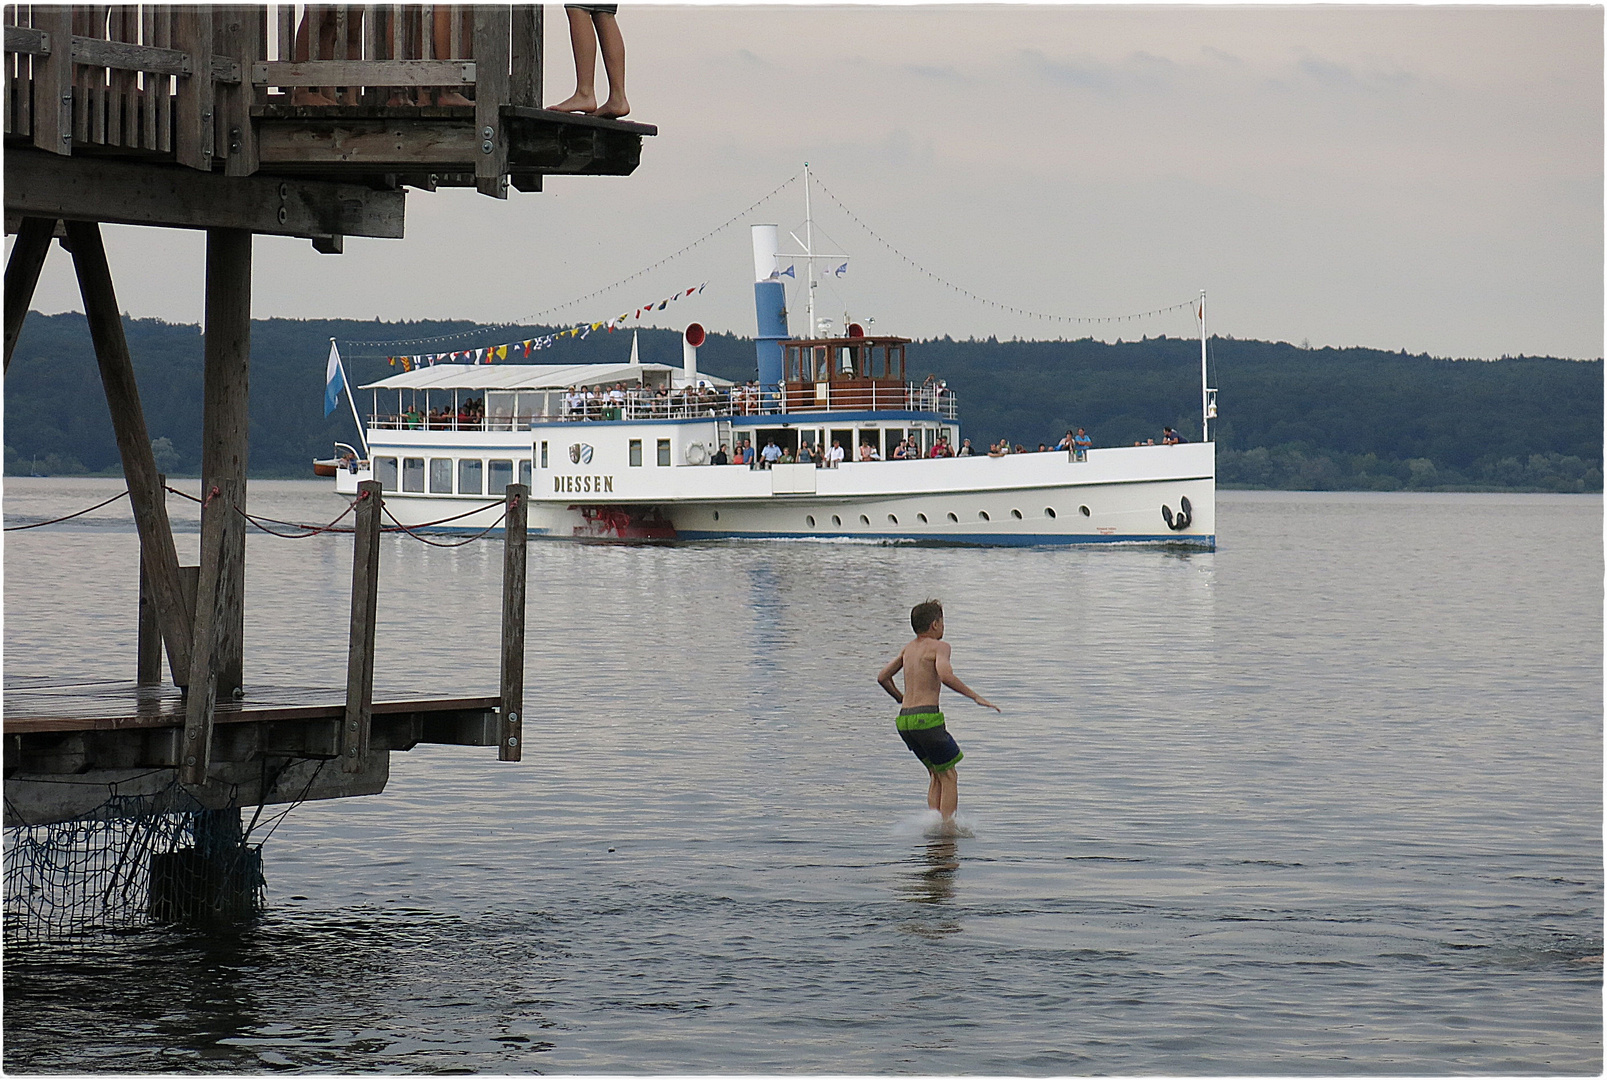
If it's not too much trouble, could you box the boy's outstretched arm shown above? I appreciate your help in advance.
[936,646,1001,712]
[877,653,905,703]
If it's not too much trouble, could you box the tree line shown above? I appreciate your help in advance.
[4,312,1600,493]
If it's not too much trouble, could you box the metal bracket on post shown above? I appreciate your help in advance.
[499,483,527,761]
[341,481,382,772]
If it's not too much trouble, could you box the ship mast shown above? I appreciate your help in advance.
[803,163,817,338]
[1198,290,1214,443]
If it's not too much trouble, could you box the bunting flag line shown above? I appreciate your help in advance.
[378,282,707,370]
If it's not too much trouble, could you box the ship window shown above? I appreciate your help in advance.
[916,513,928,524]
[657,439,671,467]
[488,459,514,493]
[859,514,871,526]
[887,514,898,525]
[486,392,517,432]
[402,457,424,492]
[519,460,532,487]
[1044,507,1057,519]
[807,515,816,528]
[978,510,990,522]
[458,458,483,495]
[1079,505,1091,517]
[1010,509,1023,520]
[375,456,399,492]
[629,439,643,467]
[712,510,720,521]
[946,512,958,523]
[883,428,904,457]
[429,458,453,493]
[541,442,549,469]
[832,515,842,527]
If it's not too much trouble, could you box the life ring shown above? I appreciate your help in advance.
[685,442,709,465]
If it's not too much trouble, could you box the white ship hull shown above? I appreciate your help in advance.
[336,429,1214,547]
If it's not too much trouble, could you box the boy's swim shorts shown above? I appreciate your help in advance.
[896,706,963,772]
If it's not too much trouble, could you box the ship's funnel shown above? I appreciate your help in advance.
[751,225,788,398]
[683,322,705,381]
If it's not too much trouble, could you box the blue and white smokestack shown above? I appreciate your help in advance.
[751,225,788,399]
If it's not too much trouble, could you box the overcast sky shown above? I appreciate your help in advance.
[16,4,1604,359]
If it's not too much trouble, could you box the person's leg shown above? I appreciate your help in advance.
[292,8,337,106]
[936,767,958,820]
[551,7,599,113]
[926,768,940,811]
[591,12,628,118]
[431,6,473,106]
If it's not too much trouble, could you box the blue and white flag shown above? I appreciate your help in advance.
[324,340,345,417]
[833,262,848,277]
[778,265,795,279]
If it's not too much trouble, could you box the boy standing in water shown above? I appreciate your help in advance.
[877,600,1000,827]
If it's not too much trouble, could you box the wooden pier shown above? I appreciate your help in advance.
[2,4,637,838]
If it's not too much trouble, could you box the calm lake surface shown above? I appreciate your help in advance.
[3,480,1601,1074]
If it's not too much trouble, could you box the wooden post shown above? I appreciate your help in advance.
[214,4,260,176]
[173,4,215,170]
[341,480,382,773]
[472,5,509,198]
[30,5,73,156]
[182,476,241,786]
[499,482,526,761]
[4,216,58,372]
[509,4,541,108]
[137,474,168,686]
[64,220,194,686]
[202,227,251,699]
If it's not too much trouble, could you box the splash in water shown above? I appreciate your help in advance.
[894,809,978,839]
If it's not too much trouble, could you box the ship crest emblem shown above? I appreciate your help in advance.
[569,443,593,465]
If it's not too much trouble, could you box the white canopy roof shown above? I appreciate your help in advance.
[360,362,733,391]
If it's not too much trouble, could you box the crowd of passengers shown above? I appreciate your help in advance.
[711,426,1188,467]
[563,381,764,419]
[394,398,486,429]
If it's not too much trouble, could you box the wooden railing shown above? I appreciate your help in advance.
[4,5,541,193]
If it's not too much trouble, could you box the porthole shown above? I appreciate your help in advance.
[859,514,871,526]
[807,515,816,528]
[917,513,928,524]
[946,512,958,523]
[832,515,842,527]
[979,510,991,522]
[888,514,899,525]
[712,510,720,521]
[1044,507,1057,519]
[1079,505,1091,517]
[1010,508,1023,520]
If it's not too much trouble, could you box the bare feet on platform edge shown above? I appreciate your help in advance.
[550,91,597,114]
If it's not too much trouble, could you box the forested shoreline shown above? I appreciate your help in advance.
[5,312,1600,493]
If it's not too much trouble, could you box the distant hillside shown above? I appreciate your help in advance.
[4,313,1600,493]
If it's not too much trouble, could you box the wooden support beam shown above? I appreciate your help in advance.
[215,5,260,176]
[30,6,72,155]
[255,118,477,165]
[202,228,251,698]
[172,4,216,170]
[499,482,527,761]
[182,475,242,786]
[341,480,382,772]
[473,6,510,198]
[64,220,194,691]
[6,148,406,240]
[4,216,57,372]
[509,5,542,109]
[136,475,170,687]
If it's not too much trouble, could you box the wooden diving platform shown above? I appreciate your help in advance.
[4,677,502,827]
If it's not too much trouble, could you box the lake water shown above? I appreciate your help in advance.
[3,480,1601,1074]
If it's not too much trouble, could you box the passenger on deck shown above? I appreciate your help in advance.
[1073,428,1092,459]
[859,442,881,462]
[761,439,783,468]
[827,440,845,468]
[891,439,909,461]
[1162,427,1186,445]
[1037,443,1049,453]
[779,446,797,465]
[988,442,1007,458]
[1055,430,1074,451]
[798,442,816,465]
[712,444,730,465]
[957,439,973,457]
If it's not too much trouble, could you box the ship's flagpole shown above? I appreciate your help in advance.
[331,337,371,458]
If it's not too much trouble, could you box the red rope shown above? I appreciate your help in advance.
[3,489,130,531]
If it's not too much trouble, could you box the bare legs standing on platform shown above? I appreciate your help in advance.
[552,5,628,119]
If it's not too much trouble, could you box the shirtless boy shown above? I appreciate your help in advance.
[877,599,1000,826]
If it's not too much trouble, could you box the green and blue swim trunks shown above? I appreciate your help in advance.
[896,705,963,772]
